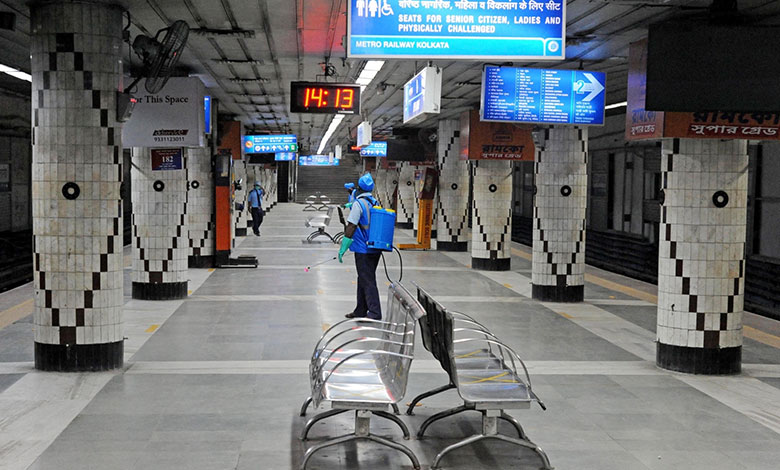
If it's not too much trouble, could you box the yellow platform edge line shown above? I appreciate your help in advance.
[145,324,160,333]
[0,298,34,330]
[744,326,780,349]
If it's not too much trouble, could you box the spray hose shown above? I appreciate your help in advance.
[380,246,404,284]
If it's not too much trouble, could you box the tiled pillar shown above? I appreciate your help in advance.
[234,159,248,235]
[531,127,588,302]
[131,148,188,300]
[471,160,512,270]
[396,162,415,229]
[656,138,748,375]
[436,120,469,251]
[268,166,278,210]
[187,147,214,268]
[30,1,125,370]
[373,168,385,206]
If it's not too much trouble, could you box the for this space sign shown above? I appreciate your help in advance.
[151,148,183,171]
[347,0,566,59]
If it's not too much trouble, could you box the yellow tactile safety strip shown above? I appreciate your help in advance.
[510,246,780,349]
[145,324,160,333]
[461,371,518,384]
[456,349,484,359]
[0,298,33,330]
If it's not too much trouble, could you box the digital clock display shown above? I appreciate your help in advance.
[290,82,361,114]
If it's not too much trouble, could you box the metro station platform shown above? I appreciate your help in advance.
[1,203,780,470]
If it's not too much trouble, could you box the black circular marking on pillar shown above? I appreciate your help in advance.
[406,181,412,186]
[560,185,572,197]
[392,180,398,185]
[659,189,665,205]
[153,180,165,192]
[451,183,458,190]
[488,184,497,193]
[62,182,80,200]
[712,190,729,208]
[191,180,200,189]
[533,185,537,195]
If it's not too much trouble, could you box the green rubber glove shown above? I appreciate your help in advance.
[338,237,353,263]
[343,202,353,209]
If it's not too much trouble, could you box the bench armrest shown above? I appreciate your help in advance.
[451,337,541,408]
[312,319,407,354]
[453,326,509,364]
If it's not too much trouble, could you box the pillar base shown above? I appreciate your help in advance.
[657,343,741,375]
[472,257,510,271]
[35,340,123,372]
[132,281,188,300]
[532,284,584,302]
[396,222,413,229]
[236,228,247,237]
[437,241,468,252]
[188,255,215,269]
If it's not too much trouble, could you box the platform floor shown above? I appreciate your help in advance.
[1,203,780,470]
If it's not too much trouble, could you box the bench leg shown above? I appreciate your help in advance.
[367,434,421,469]
[416,404,470,439]
[431,433,486,469]
[299,396,312,417]
[300,408,349,440]
[370,410,411,439]
[405,383,456,415]
[300,433,358,470]
[499,411,528,440]
[391,403,401,415]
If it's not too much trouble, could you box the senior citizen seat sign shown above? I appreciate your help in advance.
[347,0,566,59]
[481,66,606,125]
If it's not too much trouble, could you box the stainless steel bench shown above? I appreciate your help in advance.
[303,193,320,211]
[300,282,425,470]
[303,206,337,243]
[409,284,553,469]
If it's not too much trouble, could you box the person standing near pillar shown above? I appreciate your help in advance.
[30,0,126,370]
[340,173,382,321]
[247,181,264,236]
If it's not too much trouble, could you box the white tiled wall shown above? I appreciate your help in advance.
[532,127,588,288]
[436,119,469,244]
[186,146,213,258]
[397,163,415,225]
[471,160,512,261]
[30,2,124,345]
[234,159,248,231]
[657,139,748,349]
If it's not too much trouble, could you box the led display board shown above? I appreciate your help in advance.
[347,0,566,60]
[204,96,212,134]
[359,141,388,157]
[243,135,298,154]
[299,155,340,166]
[290,82,361,114]
[480,66,606,125]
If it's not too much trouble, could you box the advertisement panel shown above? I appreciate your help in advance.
[481,66,606,125]
[122,77,206,148]
[347,0,566,60]
[625,39,664,140]
[459,109,534,160]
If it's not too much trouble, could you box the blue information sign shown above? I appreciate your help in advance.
[347,0,565,59]
[299,155,340,166]
[404,73,425,122]
[204,96,212,134]
[359,142,388,157]
[275,152,297,161]
[481,66,606,125]
[243,135,299,154]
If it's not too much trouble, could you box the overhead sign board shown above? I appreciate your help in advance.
[123,77,206,148]
[360,141,388,157]
[481,66,606,125]
[204,96,212,134]
[404,66,442,124]
[299,155,340,166]
[357,121,372,147]
[243,135,299,154]
[459,110,534,160]
[347,0,566,60]
[275,152,297,161]
[290,82,361,114]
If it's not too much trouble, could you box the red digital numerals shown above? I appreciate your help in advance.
[303,87,354,110]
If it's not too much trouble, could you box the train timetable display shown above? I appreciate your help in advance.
[480,66,606,126]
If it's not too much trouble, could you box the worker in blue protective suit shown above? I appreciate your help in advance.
[344,182,357,209]
[339,173,382,320]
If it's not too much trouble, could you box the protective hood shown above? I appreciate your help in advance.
[358,173,374,192]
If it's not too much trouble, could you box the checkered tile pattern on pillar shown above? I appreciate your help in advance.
[531,127,588,302]
[380,167,398,211]
[397,163,415,228]
[131,148,188,298]
[234,160,248,234]
[373,169,385,206]
[186,147,214,265]
[656,138,748,374]
[436,120,469,249]
[471,160,512,270]
[268,167,278,210]
[30,2,125,368]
